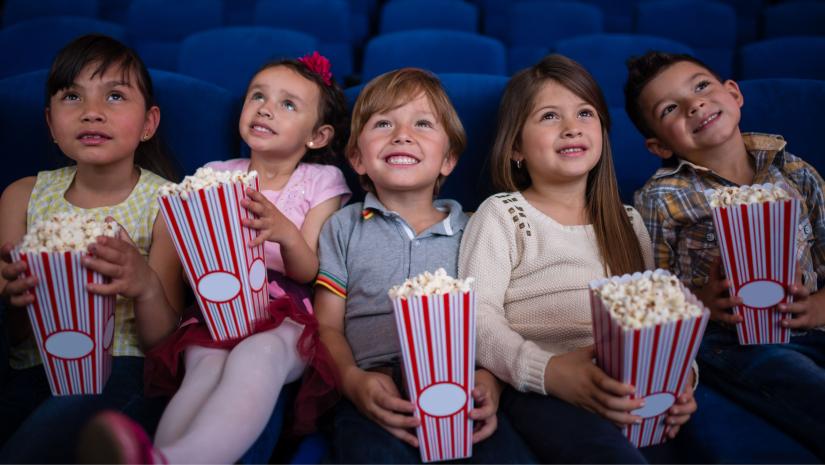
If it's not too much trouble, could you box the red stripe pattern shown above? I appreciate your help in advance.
[10,250,115,395]
[159,179,270,341]
[591,271,710,447]
[392,291,476,463]
[710,197,800,344]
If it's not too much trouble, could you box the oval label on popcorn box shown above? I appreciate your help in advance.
[198,271,241,303]
[738,279,785,309]
[631,392,675,418]
[45,331,94,360]
[418,382,467,417]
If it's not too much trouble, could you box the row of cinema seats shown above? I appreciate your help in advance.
[1,0,824,85]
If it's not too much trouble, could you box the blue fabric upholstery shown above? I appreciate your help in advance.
[555,33,693,107]
[1,0,99,27]
[0,17,126,79]
[149,70,239,176]
[579,0,637,32]
[362,30,506,80]
[126,0,223,71]
[99,0,132,23]
[609,107,661,204]
[738,78,825,174]
[253,0,354,78]
[634,0,736,78]
[379,0,479,34]
[717,0,765,45]
[0,70,62,191]
[739,37,825,80]
[177,27,319,99]
[507,1,604,73]
[762,1,825,38]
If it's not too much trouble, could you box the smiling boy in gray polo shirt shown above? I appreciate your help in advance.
[314,69,532,464]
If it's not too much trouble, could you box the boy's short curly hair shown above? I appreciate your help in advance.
[346,68,466,196]
[624,51,722,139]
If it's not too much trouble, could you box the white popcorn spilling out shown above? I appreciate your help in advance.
[594,274,703,329]
[18,213,119,253]
[388,268,474,299]
[708,184,791,208]
[159,167,258,196]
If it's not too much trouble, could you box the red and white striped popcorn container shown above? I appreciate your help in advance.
[705,184,800,344]
[391,290,476,463]
[159,178,270,341]
[590,270,710,448]
[10,249,116,395]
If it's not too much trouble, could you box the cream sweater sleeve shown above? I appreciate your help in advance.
[627,206,655,270]
[458,198,554,394]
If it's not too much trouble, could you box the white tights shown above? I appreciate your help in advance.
[152,319,305,464]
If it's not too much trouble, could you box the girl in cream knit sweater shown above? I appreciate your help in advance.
[458,55,697,463]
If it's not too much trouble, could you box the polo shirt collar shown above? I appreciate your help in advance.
[361,192,467,237]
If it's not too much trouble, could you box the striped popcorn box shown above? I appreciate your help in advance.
[590,270,710,448]
[10,249,116,395]
[159,177,270,341]
[391,291,476,463]
[705,184,800,344]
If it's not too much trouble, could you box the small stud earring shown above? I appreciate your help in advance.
[142,134,150,141]
[515,159,522,169]
[308,141,314,147]
[53,139,58,144]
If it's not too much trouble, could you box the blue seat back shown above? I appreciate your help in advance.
[2,0,100,27]
[762,1,825,38]
[379,0,479,34]
[0,17,126,79]
[177,27,319,100]
[555,33,693,107]
[635,0,736,78]
[738,78,825,173]
[362,30,506,80]
[739,37,825,80]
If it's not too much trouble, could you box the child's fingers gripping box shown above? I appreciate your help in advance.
[390,269,476,463]
[590,269,710,447]
[11,214,119,395]
[706,183,800,344]
[158,168,270,341]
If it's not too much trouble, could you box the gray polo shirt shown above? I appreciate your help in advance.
[316,192,468,370]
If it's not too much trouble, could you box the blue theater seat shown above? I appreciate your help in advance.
[738,78,825,173]
[127,0,223,71]
[253,0,354,79]
[379,0,479,34]
[506,1,604,74]
[609,107,660,204]
[149,70,239,175]
[762,1,825,38]
[634,0,736,78]
[361,30,507,80]
[0,17,126,79]
[177,27,319,100]
[555,33,693,107]
[1,0,100,27]
[739,37,825,80]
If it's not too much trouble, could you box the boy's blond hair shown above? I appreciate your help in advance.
[346,68,466,195]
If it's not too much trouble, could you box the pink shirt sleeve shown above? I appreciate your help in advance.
[304,163,351,208]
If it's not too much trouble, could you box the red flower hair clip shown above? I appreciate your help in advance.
[298,51,333,86]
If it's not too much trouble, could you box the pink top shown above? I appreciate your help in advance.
[205,159,351,273]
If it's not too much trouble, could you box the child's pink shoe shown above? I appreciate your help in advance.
[77,411,167,464]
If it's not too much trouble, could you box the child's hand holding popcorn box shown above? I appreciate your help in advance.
[158,167,270,341]
[11,213,119,395]
[706,183,800,344]
[590,270,709,447]
[389,269,476,463]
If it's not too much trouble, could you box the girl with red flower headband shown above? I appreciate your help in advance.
[79,52,351,464]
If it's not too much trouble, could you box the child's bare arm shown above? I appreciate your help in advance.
[315,287,419,446]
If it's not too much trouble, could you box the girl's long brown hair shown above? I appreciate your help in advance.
[490,54,645,276]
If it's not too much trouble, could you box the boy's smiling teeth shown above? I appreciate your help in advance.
[694,112,720,132]
[386,154,419,165]
[252,124,274,134]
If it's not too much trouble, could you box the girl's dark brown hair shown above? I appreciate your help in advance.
[46,34,178,181]
[248,59,348,165]
[491,54,646,276]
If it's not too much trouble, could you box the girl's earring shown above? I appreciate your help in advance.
[53,139,58,144]
[142,133,150,141]
[308,141,314,147]
[515,159,522,169]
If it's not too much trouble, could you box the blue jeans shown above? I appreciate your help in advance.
[0,356,162,463]
[697,322,825,460]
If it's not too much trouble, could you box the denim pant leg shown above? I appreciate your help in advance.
[330,398,422,464]
[500,387,648,464]
[0,366,52,448]
[0,356,145,463]
[469,411,536,464]
[697,323,825,459]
